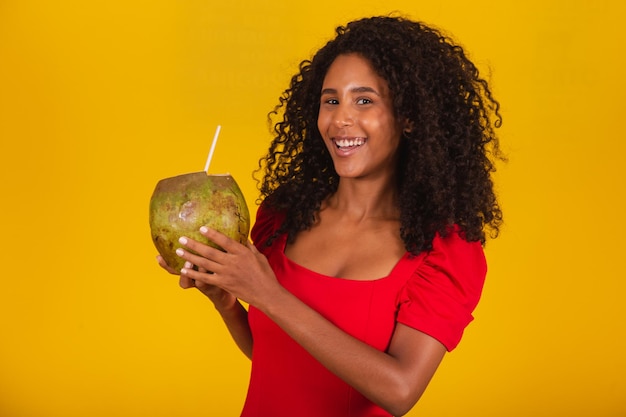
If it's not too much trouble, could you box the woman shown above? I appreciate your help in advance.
[159,15,503,417]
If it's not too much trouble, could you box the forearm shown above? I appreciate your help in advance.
[216,300,253,359]
[260,287,437,416]
[174,229,441,413]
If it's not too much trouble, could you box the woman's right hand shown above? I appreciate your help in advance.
[156,255,238,314]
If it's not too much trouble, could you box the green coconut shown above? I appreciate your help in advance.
[149,172,250,271]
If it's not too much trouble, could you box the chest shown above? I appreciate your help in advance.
[261,242,415,352]
[284,218,406,281]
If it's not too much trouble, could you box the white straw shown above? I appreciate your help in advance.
[204,125,221,173]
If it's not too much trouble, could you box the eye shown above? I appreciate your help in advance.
[356,97,373,105]
[323,98,339,105]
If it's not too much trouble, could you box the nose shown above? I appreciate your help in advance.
[333,103,353,127]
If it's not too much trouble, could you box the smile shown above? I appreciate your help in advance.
[334,137,366,149]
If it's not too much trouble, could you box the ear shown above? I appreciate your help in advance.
[402,119,415,135]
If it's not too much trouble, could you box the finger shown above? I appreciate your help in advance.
[178,236,228,264]
[199,226,246,253]
[247,241,259,254]
[157,255,180,275]
[194,280,215,294]
[179,274,195,289]
[180,264,218,285]
[175,247,222,273]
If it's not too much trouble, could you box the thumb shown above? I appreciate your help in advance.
[247,241,259,254]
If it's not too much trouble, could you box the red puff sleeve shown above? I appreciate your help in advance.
[396,228,487,351]
[250,202,284,256]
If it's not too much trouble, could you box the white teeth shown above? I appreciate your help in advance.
[336,138,364,148]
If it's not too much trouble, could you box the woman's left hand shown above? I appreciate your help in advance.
[175,226,282,310]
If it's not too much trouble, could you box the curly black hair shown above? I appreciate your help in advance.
[256,15,504,254]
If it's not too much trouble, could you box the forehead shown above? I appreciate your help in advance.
[322,53,389,93]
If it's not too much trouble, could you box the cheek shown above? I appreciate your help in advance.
[317,110,330,134]
[359,112,385,133]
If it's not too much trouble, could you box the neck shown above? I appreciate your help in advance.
[324,176,399,221]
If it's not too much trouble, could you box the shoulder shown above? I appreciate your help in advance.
[427,227,487,286]
[397,227,487,351]
[250,201,286,251]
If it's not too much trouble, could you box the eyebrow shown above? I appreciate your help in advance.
[320,86,381,96]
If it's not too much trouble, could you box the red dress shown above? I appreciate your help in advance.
[240,205,486,417]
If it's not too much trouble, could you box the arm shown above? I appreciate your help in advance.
[157,255,253,359]
[213,298,253,360]
[263,286,446,416]
[177,229,446,416]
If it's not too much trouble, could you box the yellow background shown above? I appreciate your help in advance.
[1,1,624,416]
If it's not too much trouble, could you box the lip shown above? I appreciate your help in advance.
[331,136,367,157]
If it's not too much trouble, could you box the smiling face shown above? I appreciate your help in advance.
[317,53,404,181]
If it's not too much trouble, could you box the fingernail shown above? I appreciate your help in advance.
[179,236,188,245]
[176,248,184,256]
[180,268,188,275]
[200,226,208,233]
[184,261,193,268]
